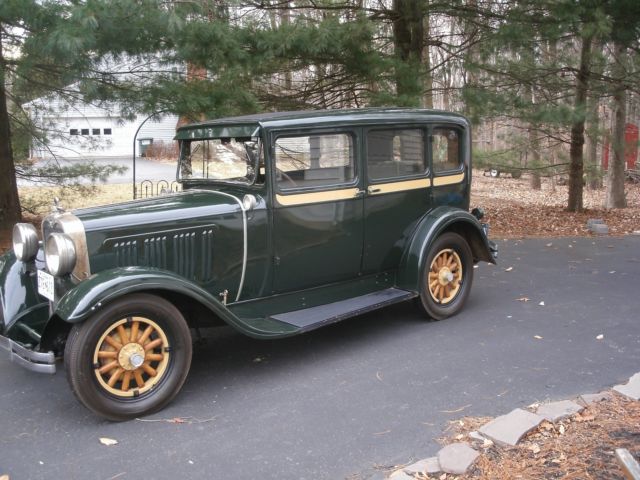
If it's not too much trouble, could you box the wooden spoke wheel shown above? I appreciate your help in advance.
[427,249,463,305]
[417,232,474,321]
[93,317,171,398]
[65,293,192,421]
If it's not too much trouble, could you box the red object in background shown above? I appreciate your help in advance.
[603,123,639,170]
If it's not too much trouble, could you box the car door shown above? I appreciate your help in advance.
[362,127,431,274]
[271,129,364,293]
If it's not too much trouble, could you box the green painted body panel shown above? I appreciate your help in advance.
[396,206,495,292]
[53,267,296,338]
[0,251,49,346]
[1,108,495,353]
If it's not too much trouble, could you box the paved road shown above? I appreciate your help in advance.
[18,156,177,186]
[1,236,639,479]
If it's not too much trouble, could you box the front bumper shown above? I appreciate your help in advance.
[0,335,56,374]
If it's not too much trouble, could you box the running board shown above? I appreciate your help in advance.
[270,288,416,332]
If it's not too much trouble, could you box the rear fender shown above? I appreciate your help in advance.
[397,207,495,291]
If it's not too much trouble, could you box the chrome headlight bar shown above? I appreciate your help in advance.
[12,223,39,262]
[45,233,77,276]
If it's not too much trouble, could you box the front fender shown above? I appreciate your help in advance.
[53,267,270,336]
[397,207,495,291]
[0,250,50,345]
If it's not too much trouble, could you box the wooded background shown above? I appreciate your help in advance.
[1,0,639,222]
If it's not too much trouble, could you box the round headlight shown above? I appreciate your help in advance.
[45,233,77,276]
[12,223,39,262]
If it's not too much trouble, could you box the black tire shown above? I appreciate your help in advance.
[489,168,500,178]
[64,293,192,421]
[511,169,522,179]
[416,232,474,321]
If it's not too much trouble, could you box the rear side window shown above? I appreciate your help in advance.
[274,133,355,190]
[367,129,425,180]
[432,128,461,173]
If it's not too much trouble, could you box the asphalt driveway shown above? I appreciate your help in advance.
[1,236,639,479]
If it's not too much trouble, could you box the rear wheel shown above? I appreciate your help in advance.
[64,293,192,421]
[417,232,474,320]
[489,168,500,178]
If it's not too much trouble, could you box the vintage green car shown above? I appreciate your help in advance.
[1,108,496,420]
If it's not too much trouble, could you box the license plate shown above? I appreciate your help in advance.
[37,270,55,302]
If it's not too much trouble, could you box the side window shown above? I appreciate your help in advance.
[432,128,461,173]
[367,129,425,180]
[274,133,355,190]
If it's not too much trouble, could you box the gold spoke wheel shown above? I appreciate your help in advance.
[93,317,170,398]
[428,248,463,305]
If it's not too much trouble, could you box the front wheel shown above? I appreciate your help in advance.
[417,232,474,321]
[489,168,500,178]
[64,293,192,421]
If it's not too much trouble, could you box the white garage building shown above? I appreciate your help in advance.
[26,95,180,159]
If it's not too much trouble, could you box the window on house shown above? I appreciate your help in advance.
[103,128,112,135]
[92,128,100,135]
[70,129,79,135]
[81,129,89,135]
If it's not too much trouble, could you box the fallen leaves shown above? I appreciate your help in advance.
[534,335,543,340]
[471,170,640,238]
[505,266,513,272]
[596,334,604,340]
[517,297,530,302]
[99,437,118,446]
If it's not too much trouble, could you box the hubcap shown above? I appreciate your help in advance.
[93,317,170,398]
[428,248,463,304]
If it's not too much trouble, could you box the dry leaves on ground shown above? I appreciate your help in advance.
[439,394,640,480]
[471,171,640,238]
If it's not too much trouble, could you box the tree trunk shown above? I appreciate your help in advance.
[392,0,424,105]
[0,29,22,225]
[421,9,433,109]
[567,34,592,212]
[605,41,627,208]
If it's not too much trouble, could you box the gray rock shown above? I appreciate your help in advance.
[437,442,479,475]
[404,457,440,475]
[536,400,584,422]
[613,372,640,400]
[468,431,485,442]
[579,391,612,405]
[590,223,609,235]
[388,470,413,480]
[479,408,545,447]
[587,218,604,227]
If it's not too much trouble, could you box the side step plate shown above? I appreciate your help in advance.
[270,288,416,332]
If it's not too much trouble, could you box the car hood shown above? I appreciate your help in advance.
[72,189,242,233]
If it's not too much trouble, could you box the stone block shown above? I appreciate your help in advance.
[613,372,640,401]
[404,457,440,475]
[437,442,479,475]
[579,391,612,405]
[389,470,412,480]
[479,408,545,447]
[536,400,584,422]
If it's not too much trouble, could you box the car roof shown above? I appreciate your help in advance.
[174,108,469,140]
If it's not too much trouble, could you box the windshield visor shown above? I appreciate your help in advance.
[178,138,259,184]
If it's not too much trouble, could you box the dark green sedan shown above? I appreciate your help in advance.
[1,108,496,420]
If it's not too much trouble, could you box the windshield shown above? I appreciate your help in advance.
[178,138,259,184]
